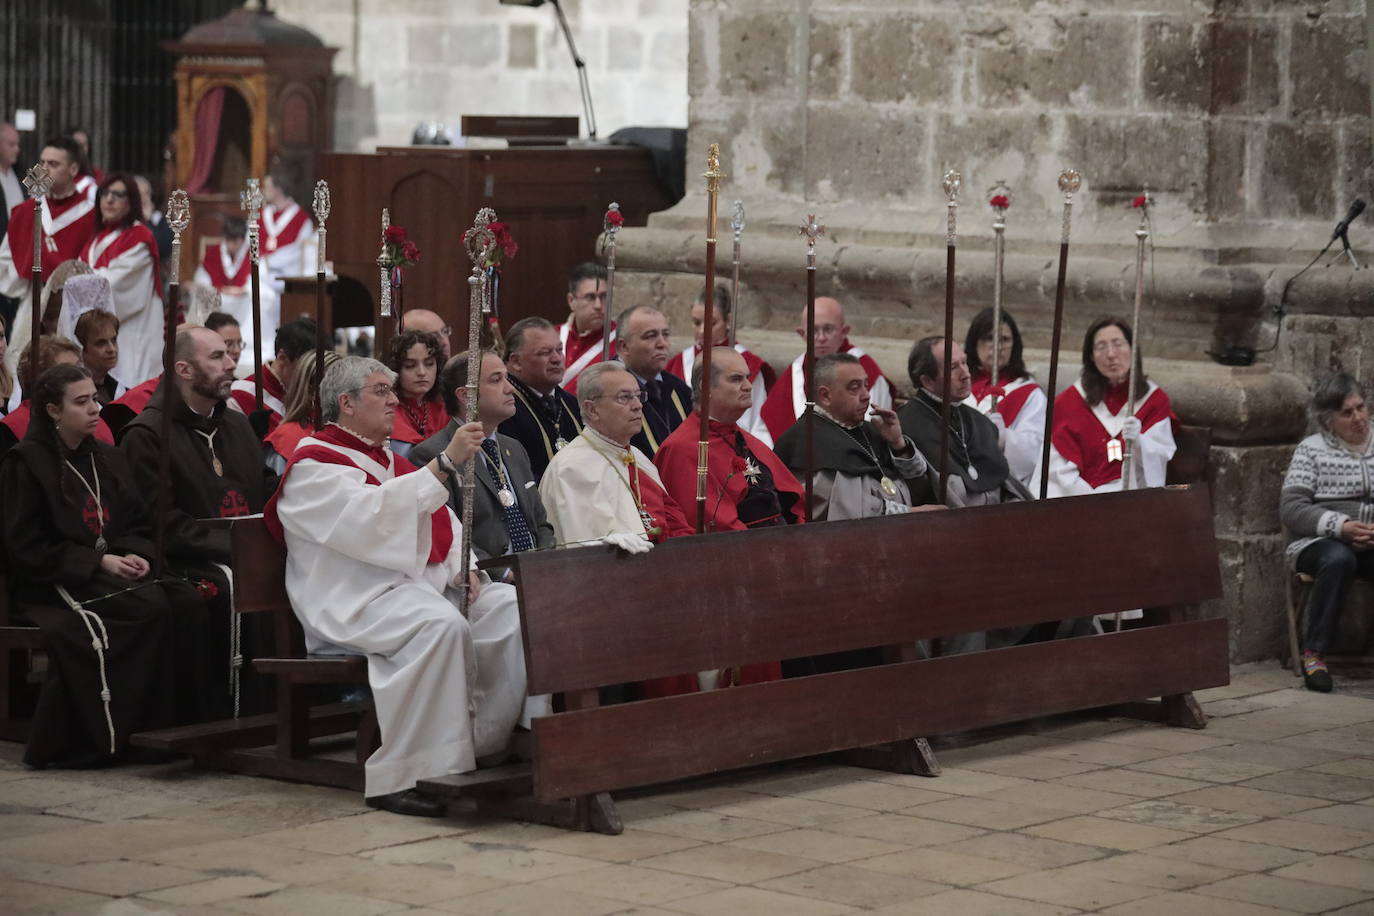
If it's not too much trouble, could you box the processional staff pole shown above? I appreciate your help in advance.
[376,207,393,324]
[1038,168,1083,501]
[798,214,826,525]
[241,178,265,410]
[311,181,331,430]
[601,202,621,360]
[1120,192,1150,492]
[988,183,1011,409]
[21,164,51,364]
[728,200,744,346]
[695,144,724,534]
[460,208,498,617]
[157,191,191,578]
[938,170,962,505]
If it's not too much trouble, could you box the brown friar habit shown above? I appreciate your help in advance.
[0,423,216,767]
[121,381,279,715]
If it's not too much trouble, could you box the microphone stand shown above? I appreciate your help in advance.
[549,0,596,140]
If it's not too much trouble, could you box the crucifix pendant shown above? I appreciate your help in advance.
[212,455,224,477]
[639,508,656,532]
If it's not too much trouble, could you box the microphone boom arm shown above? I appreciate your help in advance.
[549,0,596,140]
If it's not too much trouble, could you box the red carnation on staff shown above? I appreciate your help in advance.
[989,194,1010,210]
[384,225,407,245]
[383,225,421,269]
[605,208,625,228]
[1132,195,1149,209]
[486,221,519,266]
[401,240,421,263]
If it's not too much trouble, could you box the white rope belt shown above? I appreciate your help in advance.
[53,584,116,754]
[211,562,242,718]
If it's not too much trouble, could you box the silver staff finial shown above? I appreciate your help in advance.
[1058,169,1082,196]
[22,163,51,200]
[798,214,827,257]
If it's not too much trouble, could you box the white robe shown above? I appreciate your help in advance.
[1043,382,1177,499]
[540,430,662,544]
[275,434,539,796]
[194,246,280,374]
[84,230,163,388]
[965,378,1047,487]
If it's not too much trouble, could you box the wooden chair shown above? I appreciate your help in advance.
[132,517,380,789]
[1166,424,1213,487]
[1284,571,1374,677]
[421,485,1229,834]
[0,572,46,743]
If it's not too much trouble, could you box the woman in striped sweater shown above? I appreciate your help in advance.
[1279,372,1374,692]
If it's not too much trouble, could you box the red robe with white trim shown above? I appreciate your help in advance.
[967,372,1048,487]
[227,365,287,437]
[558,319,616,395]
[81,223,163,387]
[753,341,892,447]
[1047,380,1177,494]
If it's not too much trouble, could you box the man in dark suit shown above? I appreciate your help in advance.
[499,316,582,480]
[617,304,692,459]
[0,122,26,334]
[413,349,555,577]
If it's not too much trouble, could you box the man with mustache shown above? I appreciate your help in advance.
[121,325,278,716]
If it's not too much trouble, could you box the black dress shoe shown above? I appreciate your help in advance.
[365,788,448,817]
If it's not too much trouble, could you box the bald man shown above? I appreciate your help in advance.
[400,308,451,361]
[752,297,892,447]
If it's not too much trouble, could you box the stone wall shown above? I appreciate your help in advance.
[268,0,688,151]
[615,0,1374,663]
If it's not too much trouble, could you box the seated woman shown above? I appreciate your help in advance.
[264,349,342,474]
[0,364,213,766]
[963,307,1046,487]
[0,335,115,456]
[1280,372,1374,693]
[385,329,447,460]
[1044,315,1176,498]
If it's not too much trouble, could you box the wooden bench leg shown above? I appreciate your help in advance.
[840,645,941,776]
[1285,575,1306,678]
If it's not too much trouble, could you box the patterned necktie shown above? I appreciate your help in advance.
[480,438,535,553]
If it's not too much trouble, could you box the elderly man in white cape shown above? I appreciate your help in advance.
[265,355,547,818]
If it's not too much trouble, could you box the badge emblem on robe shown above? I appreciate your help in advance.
[219,490,251,518]
[82,495,110,535]
[1107,438,1123,462]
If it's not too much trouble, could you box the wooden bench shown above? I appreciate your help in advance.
[0,572,46,743]
[420,484,1228,833]
[131,517,379,790]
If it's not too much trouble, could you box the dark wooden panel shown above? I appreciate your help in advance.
[531,618,1230,800]
[514,486,1222,695]
[229,517,288,617]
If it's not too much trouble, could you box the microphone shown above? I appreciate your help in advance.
[1333,198,1366,240]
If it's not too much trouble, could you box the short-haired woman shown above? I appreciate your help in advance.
[963,307,1046,487]
[1280,372,1374,692]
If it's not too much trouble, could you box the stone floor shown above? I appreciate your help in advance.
[3,662,1374,916]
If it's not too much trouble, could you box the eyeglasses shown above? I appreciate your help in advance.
[600,389,647,405]
[1093,339,1130,354]
[437,326,452,337]
[349,383,395,399]
[100,188,128,200]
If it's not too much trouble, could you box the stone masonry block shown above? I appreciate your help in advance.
[1261,122,1337,221]
[1143,18,1212,113]
[850,16,956,106]
[975,16,1135,110]
[1291,16,1370,120]
[1064,114,1208,209]
[804,103,927,204]
[507,23,537,69]
[1211,19,1280,115]
[808,14,844,101]
[1209,444,1294,537]
[1206,119,1247,221]
[719,11,798,96]
[1211,533,1289,663]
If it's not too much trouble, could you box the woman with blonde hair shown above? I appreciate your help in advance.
[263,348,343,473]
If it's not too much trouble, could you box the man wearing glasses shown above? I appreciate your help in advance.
[400,308,452,362]
[752,296,892,448]
[557,262,614,395]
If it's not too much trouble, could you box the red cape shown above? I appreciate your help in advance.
[82,222,163,297]
[391,396,449,445]
[200,242,252,288]
[1052,382,1176,489]
[970,372,1039,427]
[5,192,96,280]
[757,341,886,443]
[654,411,805,533]
[3,400,113,445]
[263,424,453,563]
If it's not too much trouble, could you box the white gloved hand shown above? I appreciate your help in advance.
[602,531,654,555]
[1121,416,1143,444]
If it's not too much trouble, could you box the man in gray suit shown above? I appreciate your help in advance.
[412,349,555,577]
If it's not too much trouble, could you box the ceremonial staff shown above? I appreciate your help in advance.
[376,207,393,324]
[988,183,1012,408]
[696,145,724,533]
[157,191,191,577]
[1038,168,1082,500]
[460,208,498,616]
[601,202,621,360]
[1120,192,1150,491]
[938,170,962,505]
[241,178,265,410]
[311,181,331,429]
[798,214,826,524]
[729,199,744,346]
[22,164,51,363]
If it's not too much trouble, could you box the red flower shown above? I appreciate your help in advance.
[488,222,518,261]
[384,225,407,245]
[605,208,625,228]
[194,579,220,600]
[401,240,421,263]
[730,455,747,475]
[989,194,1010,210]
[1132,195,1148,209]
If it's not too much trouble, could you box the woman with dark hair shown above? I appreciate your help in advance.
[264,349,343,474]
[963,307,1046,486]
[386,328,447,459]
[1044,315,1176,498]
[1279,372,1374,692]
[0,364,213,766]
[80,173,162,387]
